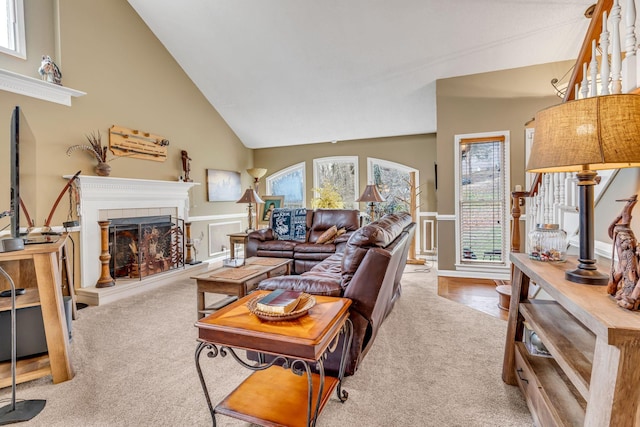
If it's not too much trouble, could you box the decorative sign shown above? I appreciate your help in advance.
[109,125,169,162]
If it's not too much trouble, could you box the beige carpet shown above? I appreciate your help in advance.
[0,264,532,426]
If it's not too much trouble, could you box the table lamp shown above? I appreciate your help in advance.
[527,94,640,285]
[356,184,385,222]
[246,168,267,193]
[236,188,264,232]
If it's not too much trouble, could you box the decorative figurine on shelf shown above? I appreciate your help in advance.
[181,150,192,182]
[607,195,640,310]
[38,55,62,85]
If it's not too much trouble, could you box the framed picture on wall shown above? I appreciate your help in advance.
[257,195,284,226]
[206,169,242,202]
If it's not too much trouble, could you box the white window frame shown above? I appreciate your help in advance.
[313,156,359,208]
[265,162,306,207]
[1,0,26,59]
[367,156,418,210]
[454,131,510,276]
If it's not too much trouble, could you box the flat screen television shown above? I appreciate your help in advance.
[10,106,20,239]
[0,106,24,252]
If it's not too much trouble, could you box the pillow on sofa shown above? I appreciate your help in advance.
[323,227,347,245]
[317,225,338,244]
[272,208,307,241]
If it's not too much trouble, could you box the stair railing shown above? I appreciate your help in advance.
[511,0,638,254]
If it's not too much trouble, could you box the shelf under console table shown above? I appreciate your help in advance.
[502,253,640,426]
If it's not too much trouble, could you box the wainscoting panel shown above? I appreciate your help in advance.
[418,212,437,258]
[208,221,243,257]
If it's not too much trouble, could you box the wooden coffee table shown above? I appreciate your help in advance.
[191,257,292,319]
[195,291,353,427]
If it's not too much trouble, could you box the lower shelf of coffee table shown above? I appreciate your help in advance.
[216,364,340,427]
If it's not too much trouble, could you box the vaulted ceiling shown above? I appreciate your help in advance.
[127,0,593,149]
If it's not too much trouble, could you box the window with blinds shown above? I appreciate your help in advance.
[455,133,509,266]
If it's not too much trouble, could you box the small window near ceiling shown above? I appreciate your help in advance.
[454,131,510,269]
[265,162,305,208]
[313,156,358,209]
[0,0,26,58]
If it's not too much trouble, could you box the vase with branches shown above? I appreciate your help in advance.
[66,131,111,176]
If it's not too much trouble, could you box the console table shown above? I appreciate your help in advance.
[503,253,640,426]
[195,291,352,427]
[0,236,74,387]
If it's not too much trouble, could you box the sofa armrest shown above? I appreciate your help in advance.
[246,228,276,257]
[247,228,275,241]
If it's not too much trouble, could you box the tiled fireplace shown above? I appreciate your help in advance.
[67,175,199,305]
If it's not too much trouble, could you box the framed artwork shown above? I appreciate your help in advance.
[257,195,284,226]
[207,169,242,202]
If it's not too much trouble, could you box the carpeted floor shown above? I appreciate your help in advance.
[0,264,532,426]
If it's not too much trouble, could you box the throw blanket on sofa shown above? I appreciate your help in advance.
[272,208,307,241]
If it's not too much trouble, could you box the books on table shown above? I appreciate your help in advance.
[256,289,303,314]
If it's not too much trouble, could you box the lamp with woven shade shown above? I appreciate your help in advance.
[527,94,640,285]
[236,188,264,232]
[356,184,385,222]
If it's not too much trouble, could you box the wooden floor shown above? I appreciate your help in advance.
[437,276,509,321]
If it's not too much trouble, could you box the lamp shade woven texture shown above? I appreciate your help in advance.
[527,94,640,173]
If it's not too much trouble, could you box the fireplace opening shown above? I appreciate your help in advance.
[108,215,185,281]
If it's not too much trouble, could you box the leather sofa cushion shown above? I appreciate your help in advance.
[341,212,412,288]
[308,209,359,243]
[310,253,342,274]
[258,272,342,296]
[257,249,294,258]
[255,240,297,251]
[294,243,336,254]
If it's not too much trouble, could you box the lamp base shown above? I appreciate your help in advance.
[0,400,46,425]
[565,267,608,286]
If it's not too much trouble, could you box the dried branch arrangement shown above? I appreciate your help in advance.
[66,131,108,163]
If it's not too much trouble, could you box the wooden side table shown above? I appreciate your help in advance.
[227,233,248,259]
[195,292,353,427]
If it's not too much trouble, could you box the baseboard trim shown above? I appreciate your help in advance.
[438,269,511,281]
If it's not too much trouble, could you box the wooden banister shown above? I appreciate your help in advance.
[511,0,615,256]
[564,0,614,102]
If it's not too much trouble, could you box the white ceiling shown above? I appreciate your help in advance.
[127,0,592,149]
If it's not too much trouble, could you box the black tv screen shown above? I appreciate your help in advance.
[10,106,19,239]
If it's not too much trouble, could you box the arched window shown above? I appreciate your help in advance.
[313,156,358,209]
[265,162,305,208]
[367,158,416,215]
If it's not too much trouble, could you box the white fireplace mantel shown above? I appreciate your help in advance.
[64,175,199,295]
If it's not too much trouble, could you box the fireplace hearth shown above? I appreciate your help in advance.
[109,215,184,281]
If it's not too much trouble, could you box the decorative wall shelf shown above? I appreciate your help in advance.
[0,68,86,106]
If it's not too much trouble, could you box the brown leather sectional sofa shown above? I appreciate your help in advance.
[255,212,416,376]
[246,209,361,274]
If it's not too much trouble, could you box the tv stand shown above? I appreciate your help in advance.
[0,235,74,387]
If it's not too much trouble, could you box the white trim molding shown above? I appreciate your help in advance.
[0,68,86,106]
[438,268,510,281]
